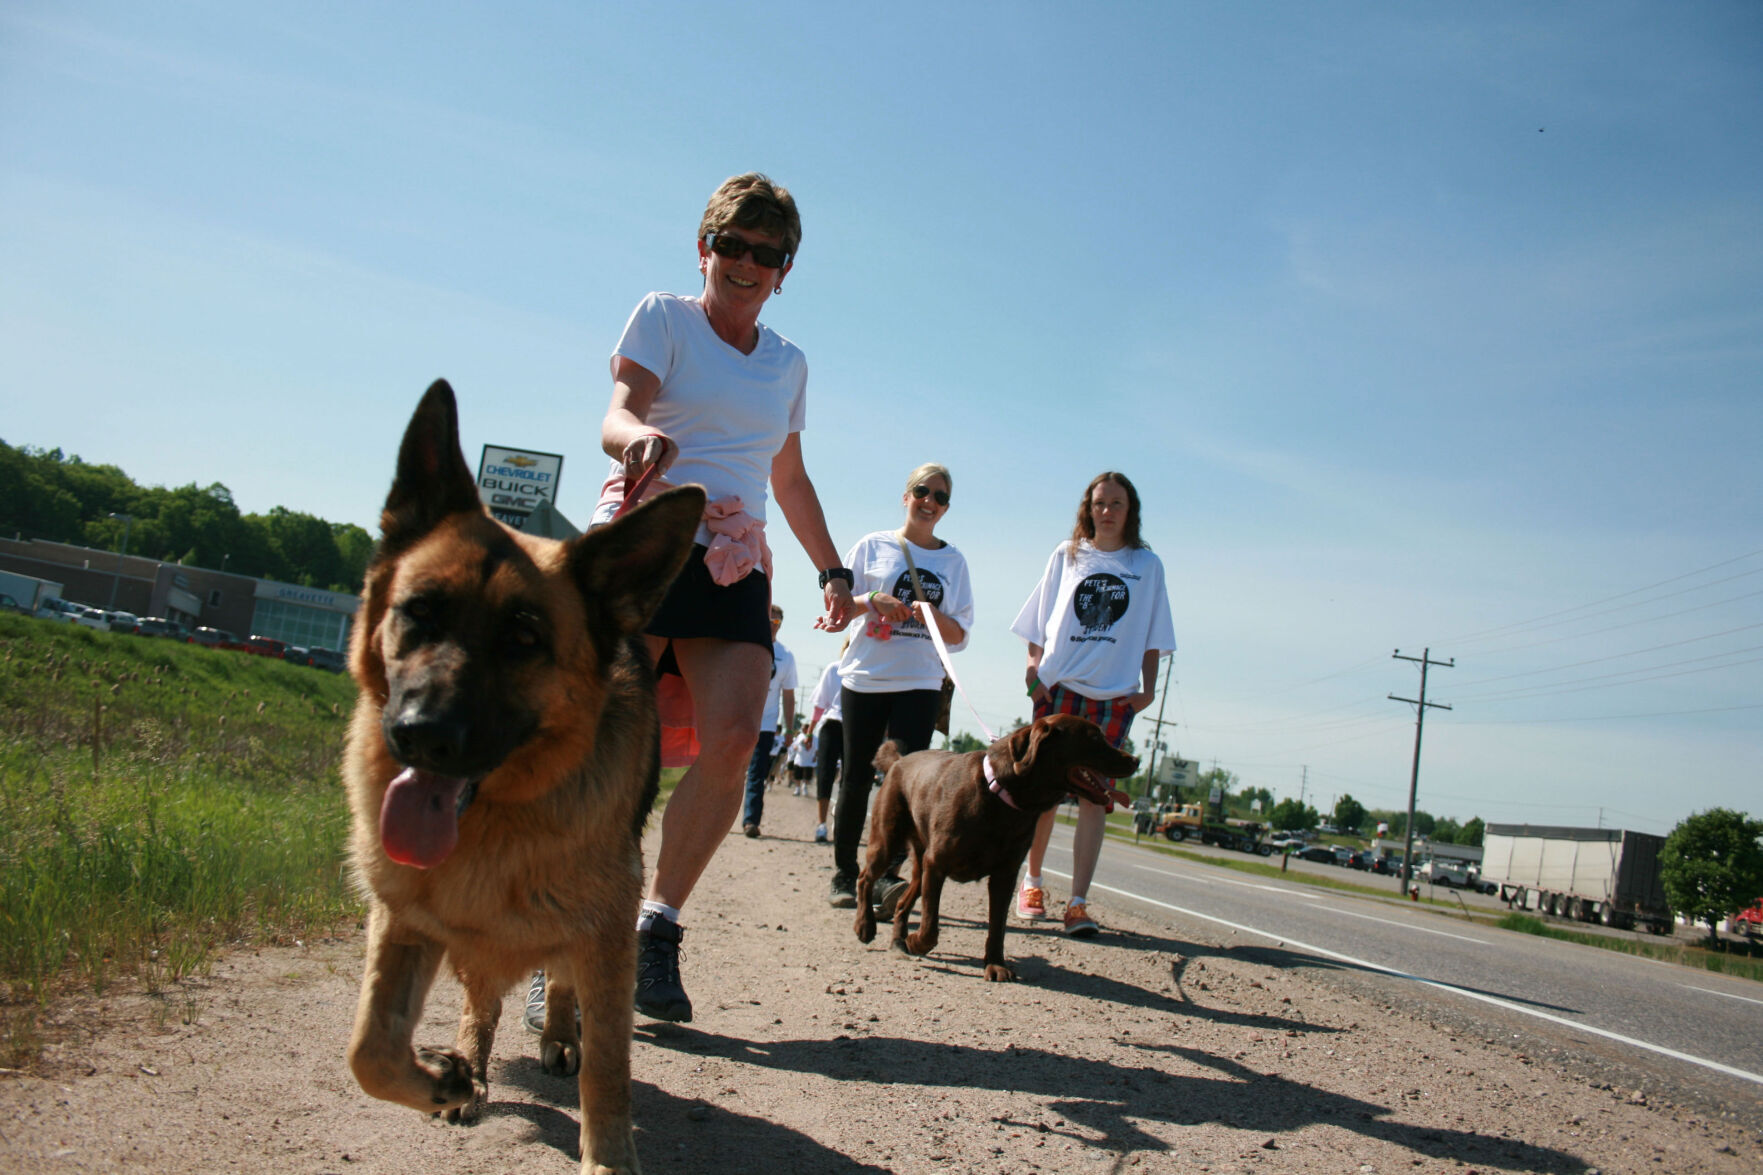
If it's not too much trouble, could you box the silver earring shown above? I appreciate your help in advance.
[773,285,783,295]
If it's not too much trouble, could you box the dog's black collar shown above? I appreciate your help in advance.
[457,777,480,818]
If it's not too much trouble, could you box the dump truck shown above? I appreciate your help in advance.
[1142,801,1269,855]
[1481,824,1672,933]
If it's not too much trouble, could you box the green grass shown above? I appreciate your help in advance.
[1497,913,1763,981]
[0,614,360,1065]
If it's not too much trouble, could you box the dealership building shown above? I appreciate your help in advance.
[0,536,358,650]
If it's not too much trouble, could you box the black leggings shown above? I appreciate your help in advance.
[814,719,843,803]
[833,687,941,878]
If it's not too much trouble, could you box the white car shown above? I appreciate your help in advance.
[66,604,112,631]
[1420,860,1473,888]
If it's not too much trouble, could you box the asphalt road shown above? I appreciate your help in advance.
[1039,824,1763,1128]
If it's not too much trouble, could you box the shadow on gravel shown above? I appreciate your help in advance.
[492,1054,893,1172]
[636,1025,1588,1173]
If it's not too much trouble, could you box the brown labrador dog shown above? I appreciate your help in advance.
[343,379,702,1175]
[853,715,1138,980]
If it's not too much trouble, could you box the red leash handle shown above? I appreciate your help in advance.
[611,434,671,521]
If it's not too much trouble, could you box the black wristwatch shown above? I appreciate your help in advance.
[818,566,854,589]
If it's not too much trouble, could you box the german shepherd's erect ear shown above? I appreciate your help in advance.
[379,379,484,559]
[569,487,705,638]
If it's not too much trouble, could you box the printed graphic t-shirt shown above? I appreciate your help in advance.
[1011,541,1175,700]
[839,530,975,694]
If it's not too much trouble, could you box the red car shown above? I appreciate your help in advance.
[242,635,287,658]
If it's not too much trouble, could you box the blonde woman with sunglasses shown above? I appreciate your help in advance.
[827,464,975,914]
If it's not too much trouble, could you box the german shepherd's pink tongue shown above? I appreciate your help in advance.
[379,767,468,868]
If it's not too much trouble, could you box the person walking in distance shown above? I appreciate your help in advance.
[742,604,797,836]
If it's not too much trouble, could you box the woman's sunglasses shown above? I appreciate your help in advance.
[703,231,791,270]
[911,484,951,507]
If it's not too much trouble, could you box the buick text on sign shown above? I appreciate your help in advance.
[475,445,564,532]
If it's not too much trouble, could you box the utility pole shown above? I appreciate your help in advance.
[1141,652,1176,797]
[1389,648,1453,894]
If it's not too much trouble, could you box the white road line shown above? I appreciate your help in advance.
[1041,867,1763,1088]
[1681,984,1763,1007]
[1300,902,1490,945]
[1127,860,1309,898]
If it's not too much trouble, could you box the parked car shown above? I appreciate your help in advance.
[0,592,30,615]
[134,617,187,639]
[1298,844,1337,864]
[1342,849,1371,870]
[242,635,287,658]
[305,646,347,672]
[1265,835,1306,855]
[189,626,242,648]
[35,597,81,622]
[1370,855,1401,876]
[105,610,142,632]
[65,604,111,630]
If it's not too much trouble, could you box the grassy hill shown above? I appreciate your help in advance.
[0,614,361,1064]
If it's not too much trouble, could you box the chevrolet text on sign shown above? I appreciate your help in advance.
[476,445,565,531]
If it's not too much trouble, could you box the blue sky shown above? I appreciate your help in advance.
[3,2,1758,835]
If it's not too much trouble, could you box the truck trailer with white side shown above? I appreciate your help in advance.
[1482,824,1672,933]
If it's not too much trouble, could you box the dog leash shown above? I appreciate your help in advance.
[915,601,996,744]
[611,435,670,522]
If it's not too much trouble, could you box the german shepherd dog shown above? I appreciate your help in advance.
[343,380,702,1175]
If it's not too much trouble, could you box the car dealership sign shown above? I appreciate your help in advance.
[476,445,564,531]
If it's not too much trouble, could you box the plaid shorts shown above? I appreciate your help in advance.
[1032,683,1137,749]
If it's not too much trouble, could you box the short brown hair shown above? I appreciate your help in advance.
[699,173,801,260]
[1070,472,1146,553]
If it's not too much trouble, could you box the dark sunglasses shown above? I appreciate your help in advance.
[911,484,951,507]
[703,231,791,270]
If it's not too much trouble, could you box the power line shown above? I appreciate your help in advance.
[1443,548,1763,647]
[1454,651,1763,704]
[1450,622,1763,688]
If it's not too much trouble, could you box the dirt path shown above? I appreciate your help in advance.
[5,794,1760,1174]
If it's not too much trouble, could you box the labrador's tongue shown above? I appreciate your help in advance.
[379,766,468,868]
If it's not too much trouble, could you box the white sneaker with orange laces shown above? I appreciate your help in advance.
[1016,883,1047,920]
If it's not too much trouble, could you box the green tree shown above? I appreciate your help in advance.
[946,731,985,754]
[1333,795,1366,833]
[1659,808,1763,945]
[1270,798,1320,832]
[1460,817,1485,847]
[1432,818,1463,845]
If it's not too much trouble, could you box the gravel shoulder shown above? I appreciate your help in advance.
[5,793,1760,1174]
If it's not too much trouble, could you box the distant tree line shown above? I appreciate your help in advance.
[0,438,373,594]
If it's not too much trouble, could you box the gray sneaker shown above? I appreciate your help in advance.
[522,970,546,1035]
[828,872,857,908]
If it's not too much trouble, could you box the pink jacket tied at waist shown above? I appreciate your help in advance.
[594,474,772,584]
[595,472,773,768]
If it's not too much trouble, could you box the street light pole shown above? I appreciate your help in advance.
[107,513,133,610]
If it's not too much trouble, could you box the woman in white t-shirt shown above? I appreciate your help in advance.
[828,463,975,910]
[1011,472,1174,938]
[558,174,854,1028]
